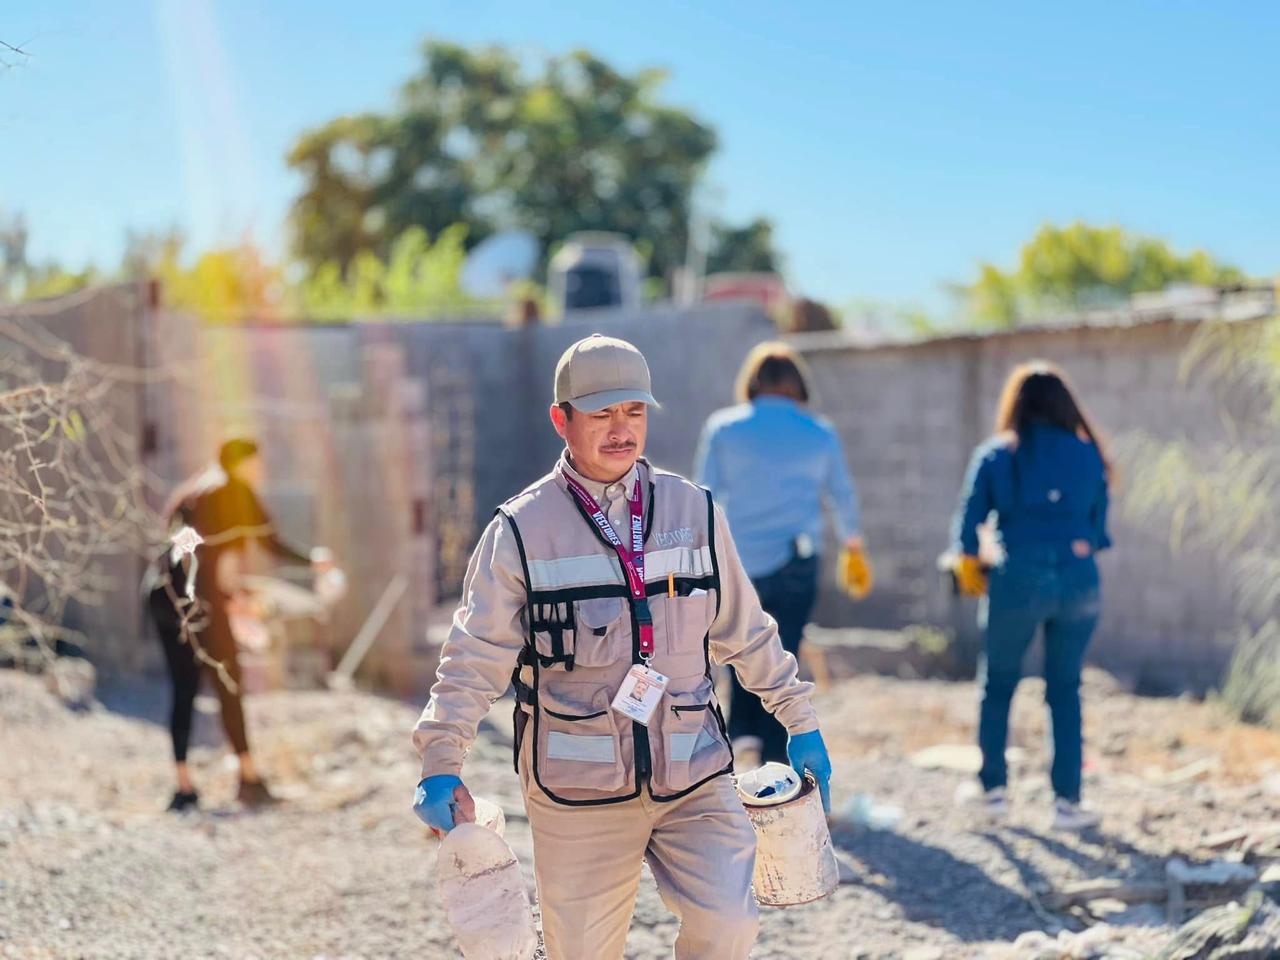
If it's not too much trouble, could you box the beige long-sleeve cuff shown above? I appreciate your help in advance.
[707,504,819,735]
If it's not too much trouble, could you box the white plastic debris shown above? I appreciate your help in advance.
[314,566,348,608]
[169,525,204,562]
[840,793,903,831]
[736,762,803,807]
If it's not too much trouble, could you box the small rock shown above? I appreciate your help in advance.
[1013,930,1053,949]
[909,744,981,773]
[1100,733,1128,757]
[1167,857,1257,887]
[1107,902,1165,927]
[44,658,96,709]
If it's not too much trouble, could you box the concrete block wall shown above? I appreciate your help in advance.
[17,284,1268,692]
[798,318,1263,692]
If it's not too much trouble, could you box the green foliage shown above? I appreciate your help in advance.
[839,298,942,338]
[20,264,100,301]
[1122,312,1280,727]
[1215,621,1280,727]
[965,222,1247,327]
[1119,434,1275,555]
[144,239,287,323]
[298,225,479,319]
[704,218,779,275]
[1180,313,1280,421]
[0,210,99,302]
[286,41,776,288]
[112,224,486,322]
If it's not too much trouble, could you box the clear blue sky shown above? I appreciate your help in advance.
[3,1,1278,312]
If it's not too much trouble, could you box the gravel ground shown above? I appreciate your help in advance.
[1,667,1277,959]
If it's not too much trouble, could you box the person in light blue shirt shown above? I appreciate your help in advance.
[950,361,1113,832]
[695,342,863,763]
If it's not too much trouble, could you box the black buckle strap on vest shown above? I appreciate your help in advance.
[548,602,565,663]
[510,668,534,774]
[634,596,652,627]
[532,601,576,671]
[512,675,536,706]
[512,699,529,774]
[536,651,575,670]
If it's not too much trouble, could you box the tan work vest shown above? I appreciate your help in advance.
[500,458,732,806]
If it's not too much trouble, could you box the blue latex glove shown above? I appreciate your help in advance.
[787,729,833,814]
[413,775,464,833]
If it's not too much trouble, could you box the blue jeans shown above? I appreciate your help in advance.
[729,553,818,763]
[978,551,1100,802]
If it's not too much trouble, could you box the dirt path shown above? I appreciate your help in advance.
[1,669,1277,959]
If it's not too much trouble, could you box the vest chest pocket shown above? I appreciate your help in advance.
[571,596,627,668]
[535,685,626,793]
[654,588,714,678]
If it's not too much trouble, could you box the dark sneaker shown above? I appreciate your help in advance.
[236,779,280,808]
[166,790,200,813]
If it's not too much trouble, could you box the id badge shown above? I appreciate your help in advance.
[611,664,669,726]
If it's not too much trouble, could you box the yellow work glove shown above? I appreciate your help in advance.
[954,554,988,597]
[838,546,873,600]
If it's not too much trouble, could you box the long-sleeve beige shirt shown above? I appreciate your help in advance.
[412,458,818,778]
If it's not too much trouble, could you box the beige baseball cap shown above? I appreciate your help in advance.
[554,334,659,412]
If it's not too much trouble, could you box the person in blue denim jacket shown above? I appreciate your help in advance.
[950,361,1112,831]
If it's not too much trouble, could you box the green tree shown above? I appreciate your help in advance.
[0,211,98,303]
[966,222,1247,327]
[287,41,775,289]
[704,218,779,275]
[0,210,30,300]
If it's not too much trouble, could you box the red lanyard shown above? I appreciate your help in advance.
[562,471,654,659]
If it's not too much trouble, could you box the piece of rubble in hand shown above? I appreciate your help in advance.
[437,823,536,960]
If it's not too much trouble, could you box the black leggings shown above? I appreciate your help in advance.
[148,589,249,763]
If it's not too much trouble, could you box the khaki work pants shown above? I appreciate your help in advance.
[522,773,760,960]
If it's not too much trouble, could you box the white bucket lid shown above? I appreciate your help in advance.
[736,762,803,807]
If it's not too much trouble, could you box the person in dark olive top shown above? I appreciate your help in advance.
[148,438,332,810]
[950,362,1112,831]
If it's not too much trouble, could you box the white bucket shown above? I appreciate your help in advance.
[738,764,839,907]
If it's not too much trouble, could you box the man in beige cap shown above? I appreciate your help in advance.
[412,333,833,960]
